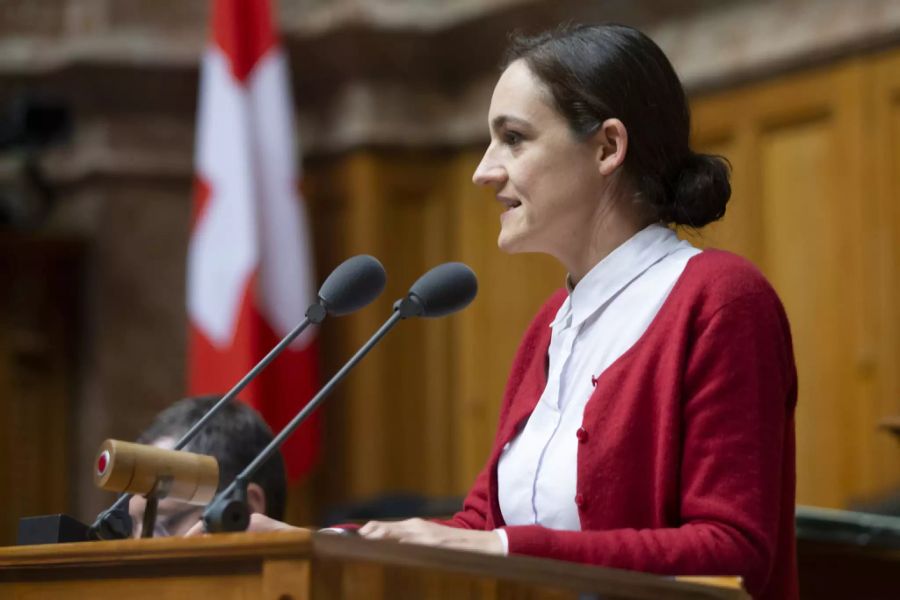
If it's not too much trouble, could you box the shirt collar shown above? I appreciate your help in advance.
[551,224,685,330]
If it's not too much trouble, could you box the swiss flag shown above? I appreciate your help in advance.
[187,0,319,481]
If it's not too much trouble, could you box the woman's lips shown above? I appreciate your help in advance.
[497,196,522,211]
[499,203,521,221]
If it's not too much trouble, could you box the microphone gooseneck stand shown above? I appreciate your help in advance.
[89,311,323,540]
[89,254,387,540]
[203,310,404,532]
[203,262,478,533]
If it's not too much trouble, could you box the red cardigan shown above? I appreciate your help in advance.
[442,250,798,600]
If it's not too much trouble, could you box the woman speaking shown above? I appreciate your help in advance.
[357,24,798,600]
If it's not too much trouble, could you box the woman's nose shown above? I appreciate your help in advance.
[472,151,506,187]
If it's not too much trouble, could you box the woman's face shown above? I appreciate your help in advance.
[472,60,606,257]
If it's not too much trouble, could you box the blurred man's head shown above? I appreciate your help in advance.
[128,395,286,537]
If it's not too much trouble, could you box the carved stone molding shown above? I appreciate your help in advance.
[1,0,899,169]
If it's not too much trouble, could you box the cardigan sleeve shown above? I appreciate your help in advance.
[501,290,796,598]
[435,459,493,529]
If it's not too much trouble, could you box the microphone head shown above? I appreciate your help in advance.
[400,262,478,318]
[317,255,386,317]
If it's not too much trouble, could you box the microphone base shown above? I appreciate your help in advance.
[203,486,250,533]
[89,503,134,541]
[18,514,91,546]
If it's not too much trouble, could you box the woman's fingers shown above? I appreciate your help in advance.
[358,520,382,537]
[183,520,206,537]
[182,513,500,554]
[359,518,494,552]
[359,518,422,540]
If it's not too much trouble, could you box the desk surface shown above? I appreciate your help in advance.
[0,529,748,600]
[0,529,314,568]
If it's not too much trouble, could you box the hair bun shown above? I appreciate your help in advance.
[663,153,731,228]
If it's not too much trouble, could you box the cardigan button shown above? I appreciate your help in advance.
[576,427,588,442]
[574,493,585,508]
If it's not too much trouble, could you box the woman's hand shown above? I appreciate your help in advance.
[358,518,503,554]
[184,512,300,536]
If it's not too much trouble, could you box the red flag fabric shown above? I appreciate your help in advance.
[187,0,319,481]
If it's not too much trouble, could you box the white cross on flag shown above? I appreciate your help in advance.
[187,0,319,481]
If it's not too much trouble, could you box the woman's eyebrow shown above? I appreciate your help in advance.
[491,115,531,132]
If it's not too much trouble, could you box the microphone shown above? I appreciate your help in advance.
[87,254,386,541]
[395,262,478,318]
[310,254,390,319]
[202,262,478,533]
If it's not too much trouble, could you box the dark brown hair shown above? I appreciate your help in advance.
[138,395,287,519]
[504,24,730,227]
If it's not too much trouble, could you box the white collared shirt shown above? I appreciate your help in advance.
[494,224,700,551]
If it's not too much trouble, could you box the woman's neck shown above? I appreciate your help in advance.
[564,202,655,287]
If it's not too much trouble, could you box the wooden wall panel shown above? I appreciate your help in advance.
[451,152,565,487]
[373,155,456,497]
[305,152,464,503]
[759,118,857,507]
[690,58,897,508]
[870,51,900,496]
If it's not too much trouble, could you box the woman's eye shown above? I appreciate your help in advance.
[503,131,523,146]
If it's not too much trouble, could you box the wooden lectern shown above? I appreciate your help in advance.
[0,529,747,599]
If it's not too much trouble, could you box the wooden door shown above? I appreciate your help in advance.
[0,235,83,545]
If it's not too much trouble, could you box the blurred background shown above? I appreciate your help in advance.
[0,0,899,552]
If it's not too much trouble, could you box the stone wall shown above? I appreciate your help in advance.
[4,0,899,155]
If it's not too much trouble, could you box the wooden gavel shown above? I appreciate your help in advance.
[93,439,219,506]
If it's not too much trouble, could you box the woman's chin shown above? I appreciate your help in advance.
[497,230,527,254]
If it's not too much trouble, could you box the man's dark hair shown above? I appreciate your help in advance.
[504,23,731,229]
[138,395,287,520]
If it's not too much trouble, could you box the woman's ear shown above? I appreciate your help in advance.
[593,118,628,176]
[247,482,268,515]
